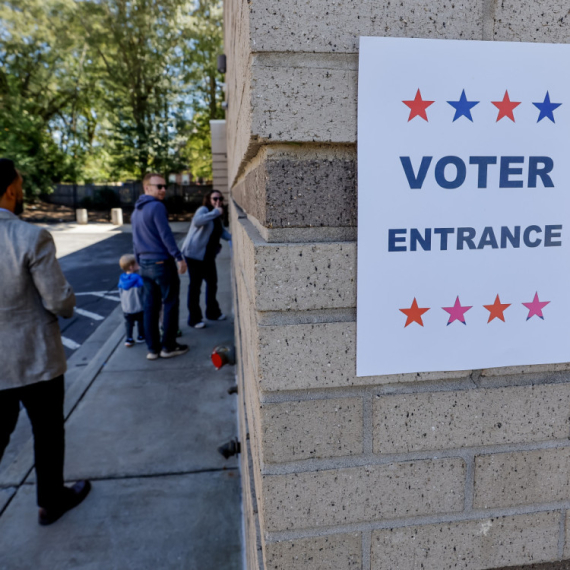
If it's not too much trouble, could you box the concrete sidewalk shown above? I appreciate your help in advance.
[0,243,243,570]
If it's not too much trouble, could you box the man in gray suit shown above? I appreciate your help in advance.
[0,159,91,525]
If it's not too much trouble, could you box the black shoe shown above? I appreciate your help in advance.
[136,335,145,343]
[38,480,92,526]
[160,343,189,358]
[124,338,134,347]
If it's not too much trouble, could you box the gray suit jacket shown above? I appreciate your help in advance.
[0,210,75,389]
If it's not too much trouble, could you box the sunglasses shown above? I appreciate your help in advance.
[212,197,223,202]
[150,184,167,190]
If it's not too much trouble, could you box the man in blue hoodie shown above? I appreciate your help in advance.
[131,173,188,360]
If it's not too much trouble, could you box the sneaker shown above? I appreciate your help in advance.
[125,338,134,347]
[160,343,189,358]
[136,335,145,343]
[206,314,226,322]
[193,322,206,329]
[147,351,159,361]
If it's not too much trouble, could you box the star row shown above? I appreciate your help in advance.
[400,293,550,327]
[403,89,561,123]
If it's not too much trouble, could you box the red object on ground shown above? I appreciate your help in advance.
[211,351,225,370]
[211,345,235,370]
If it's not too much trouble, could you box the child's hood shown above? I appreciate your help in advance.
[119,272,143,290]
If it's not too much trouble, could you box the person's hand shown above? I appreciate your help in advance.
[215,206,224,216]
[177,259,187,275]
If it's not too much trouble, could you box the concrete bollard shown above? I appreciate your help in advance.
[111,208,123,226]
[76,209,88,225]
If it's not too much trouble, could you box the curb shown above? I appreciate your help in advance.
[64,310,125,420]
[0,304,126,489]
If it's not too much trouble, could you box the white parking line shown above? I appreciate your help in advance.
[75,291,121,302]
[92,293,121,302]
[75,290,113,296]
[61,336,81,350]
[75,308,105,321]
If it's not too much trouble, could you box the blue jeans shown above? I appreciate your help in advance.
[140,259,180,353]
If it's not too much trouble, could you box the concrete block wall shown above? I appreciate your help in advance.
[225,1,570,569]
[210,120,229,196]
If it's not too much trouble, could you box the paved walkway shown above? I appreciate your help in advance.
[0,243,242,570]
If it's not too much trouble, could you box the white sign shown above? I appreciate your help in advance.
[357,37,570,376]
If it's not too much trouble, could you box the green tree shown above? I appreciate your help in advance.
[181,0,225,180]
[77,0,198,179]
[0,0,94,196]
[0,0,225,193]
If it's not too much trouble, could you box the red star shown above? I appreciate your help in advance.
[402,89,434,122]
[483,295,511,323]
[492,90,521,122]
[399,298,430,327]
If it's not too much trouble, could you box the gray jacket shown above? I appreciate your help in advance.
[0,210,75,390]
[181,206,231,261]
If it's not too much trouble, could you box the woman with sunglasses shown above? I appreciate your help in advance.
[181,190,231,328]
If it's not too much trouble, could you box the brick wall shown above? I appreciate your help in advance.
[225,1,570,569]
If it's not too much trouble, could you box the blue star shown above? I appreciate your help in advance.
[447,90,479,122]
[533,92,561,123]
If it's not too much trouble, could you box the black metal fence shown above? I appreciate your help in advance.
[43,183,213,212]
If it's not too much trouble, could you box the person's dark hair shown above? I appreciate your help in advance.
[203,190,223,211]
[0,159,18,199]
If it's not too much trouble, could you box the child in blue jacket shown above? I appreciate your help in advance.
[118,254,145,347]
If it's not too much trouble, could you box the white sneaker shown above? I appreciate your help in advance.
[206,314,226,322]
[193,322,206,329]
[147,352,159,360]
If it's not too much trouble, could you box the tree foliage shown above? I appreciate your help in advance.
[0,0,89,195]
[182,0,225,180]
[0,0,224,197]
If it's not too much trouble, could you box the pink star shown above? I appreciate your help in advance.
[442,296,472,325]
[522,292,550,320]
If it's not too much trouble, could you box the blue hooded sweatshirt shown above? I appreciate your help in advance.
[131,195,183,263]
[118,272,144,314]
